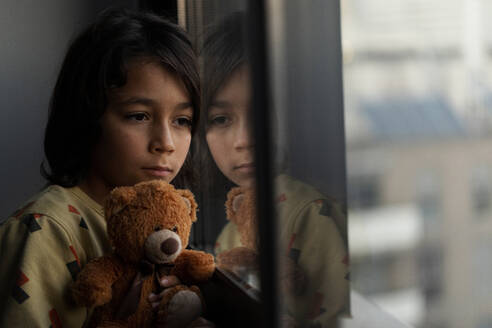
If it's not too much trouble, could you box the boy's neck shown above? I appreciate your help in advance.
[77,178,112,206]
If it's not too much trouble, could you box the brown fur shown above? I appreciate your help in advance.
[72,180,215,327]
[224,187,258,251]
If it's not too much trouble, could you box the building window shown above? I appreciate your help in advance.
[418,246,443,304]
[471,166,492,218]
[348,175,381,209]
[473,239,492,299]
[416,169,441,236]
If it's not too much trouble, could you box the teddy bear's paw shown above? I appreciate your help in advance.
[162,290,203,328]
[216,247,259,273]
[72,283,112,307]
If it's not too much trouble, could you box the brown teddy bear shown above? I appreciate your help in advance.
[216,187,259,273]
[72,180,215,328]
[216,187,306,297]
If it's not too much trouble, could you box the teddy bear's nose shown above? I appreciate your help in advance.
[161,238,179,255]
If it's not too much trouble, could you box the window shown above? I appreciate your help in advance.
[473,239,492,299]
[348,175,381,209]
[470,165,492,218]
[416,169,441,235]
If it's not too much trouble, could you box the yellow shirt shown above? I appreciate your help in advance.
[0,185,111,327]
[215,174,350,327]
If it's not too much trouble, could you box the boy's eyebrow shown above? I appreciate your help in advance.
[115,96,156,107]
[115,96,193,110]
[174,101,193,111]
[210,100,232,109]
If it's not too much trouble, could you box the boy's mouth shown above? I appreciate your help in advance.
[234,163,255,173]
[142,166,173,177]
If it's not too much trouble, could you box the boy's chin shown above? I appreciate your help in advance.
[233,177,255,189]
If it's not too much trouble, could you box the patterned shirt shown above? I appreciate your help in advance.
[215,174,350,327]
[0,185,111,327]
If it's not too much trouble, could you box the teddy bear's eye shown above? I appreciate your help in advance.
[154,225,162,232]
[172,226,178,233]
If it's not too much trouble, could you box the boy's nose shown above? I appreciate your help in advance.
[233,121,254,150]
[150,123,175,153]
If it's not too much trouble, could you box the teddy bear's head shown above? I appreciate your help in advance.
[104,180,197,264]
[225,187,258,250]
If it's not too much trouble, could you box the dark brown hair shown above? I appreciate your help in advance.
[197,12,247,195]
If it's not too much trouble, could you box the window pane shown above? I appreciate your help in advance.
[266,1,350,326]
[184,0,261,293]
[187,1,351,326]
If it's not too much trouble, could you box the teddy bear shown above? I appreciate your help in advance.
[216,187,306,297]
[72,180,215,328]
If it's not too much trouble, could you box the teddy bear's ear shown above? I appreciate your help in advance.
[104,186,137,221]
[225,187,246,224]
[232,194,244,214]
[177,189,198,222]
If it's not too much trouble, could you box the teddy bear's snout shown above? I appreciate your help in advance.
[161,238,179,255]
[144,229,182,264]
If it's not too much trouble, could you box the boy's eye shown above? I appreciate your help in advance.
[126,113,148,121]
[209,115,230,126]
[175,117,192,127]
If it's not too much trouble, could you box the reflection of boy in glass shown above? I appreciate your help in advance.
[200,12,350,327]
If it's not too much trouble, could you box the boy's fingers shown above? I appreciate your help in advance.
[159,275,181,287]
[148,293,159,302]
[158,287,175,299]
[148,289,174,307]
[132,272,144,286]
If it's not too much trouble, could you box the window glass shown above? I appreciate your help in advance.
[266,1,350,326]
[184,0,260,288]
[185,1,350,326]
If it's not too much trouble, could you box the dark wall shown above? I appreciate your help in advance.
[0,0,137,219]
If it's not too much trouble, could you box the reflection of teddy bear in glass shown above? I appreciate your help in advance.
[216,187,307,299]
[215,187,259,287]
[72,180,215,328]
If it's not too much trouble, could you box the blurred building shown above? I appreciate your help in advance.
[347,138,492,328]
[342,0,492,327]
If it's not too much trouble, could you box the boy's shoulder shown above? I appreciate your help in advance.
[275,174,336,209]
[275,174,347,240]
[1,185,103,230]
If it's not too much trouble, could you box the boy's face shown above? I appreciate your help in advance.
[83,59,193,201]
[206,65,255,188]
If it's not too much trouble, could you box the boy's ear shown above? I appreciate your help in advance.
[177,189,198,222]
[104,186,137,221]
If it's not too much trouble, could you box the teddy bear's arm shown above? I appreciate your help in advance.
[72,255,124,307]
[172,249,215,283]
[216,246,259,272]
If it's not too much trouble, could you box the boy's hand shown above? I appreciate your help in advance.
[148,275,182,310]
[152,275,209,328]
